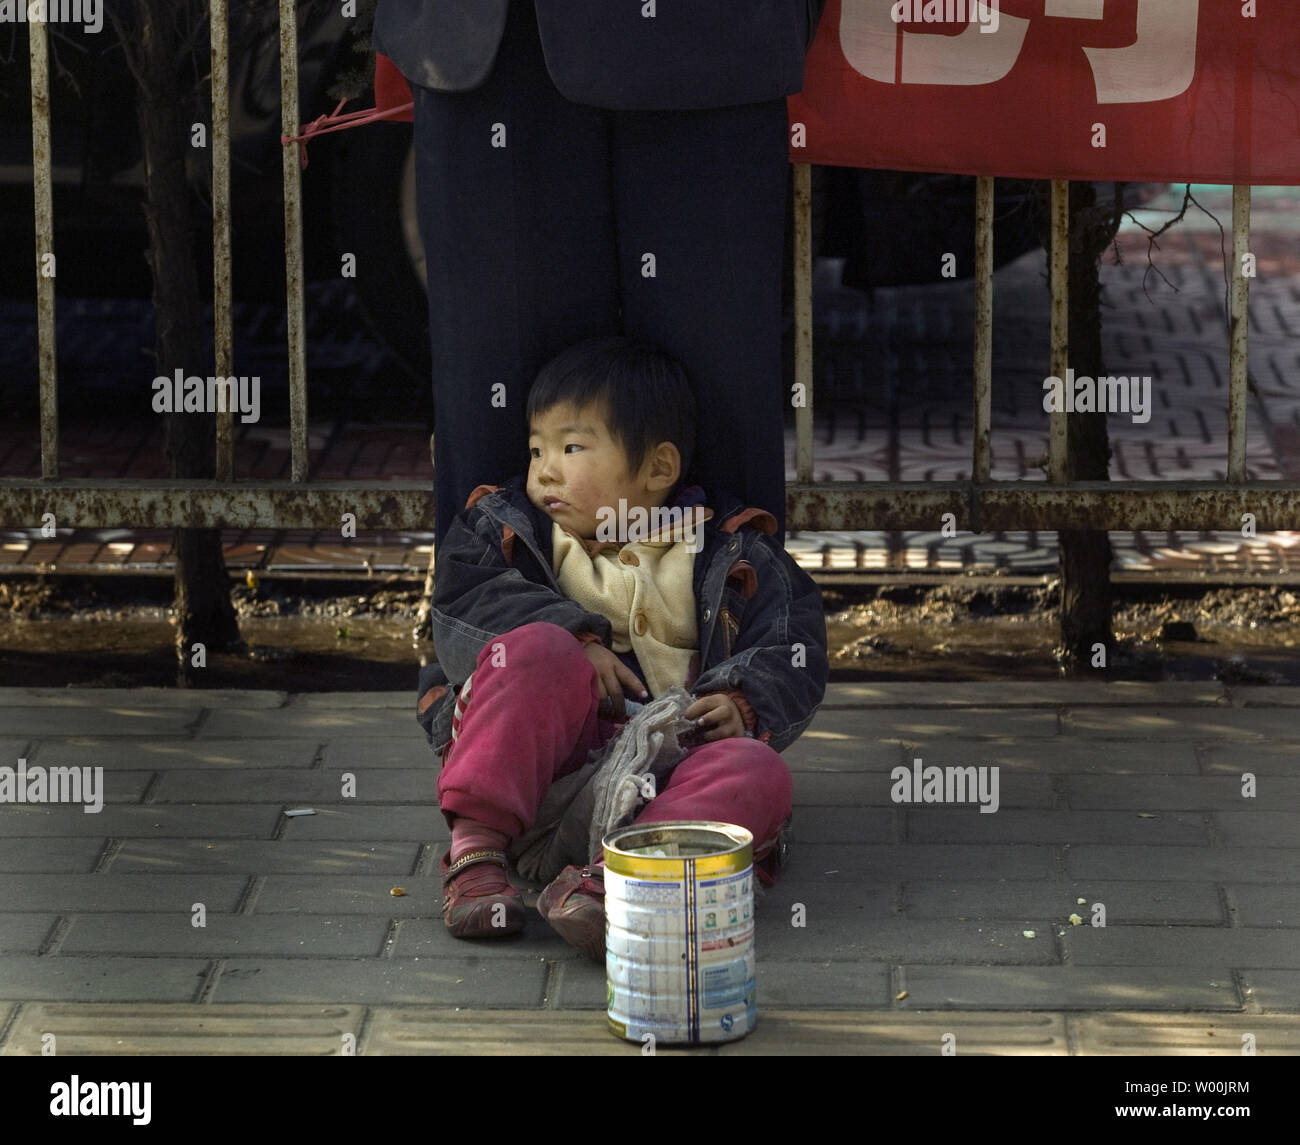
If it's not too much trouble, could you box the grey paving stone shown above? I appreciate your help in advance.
[747,877,900,921]
[1229,687,1300,707]
[0,688,287,708]
[1064,707,1300,740]
[1063,927,1300,968]
[0,1002,365,1056]
[549,957,610,1009]
[793,770,1056,808]
[842,709,1060,741]
[388,914,595,962]
[0,708,197,737]
[784,807,895,843]
[320,738,439,769]
[818,682,1224,708]
[0,804,283,838]
[279,806,447,841]
[888,738,1199,774]
[0,914,56,953]
[789,842,1058,880]
[757,916,1060,964]
[208,957,548,1005]
[1067,846,1300,882]
[108,840,422,874]
[1066,775,1300,809]
[287,692,412,709]
[0,957,211,1002]
[1070,1012,1300,1054]
[899,966,1242,1010]
[0,770,151,808]
[0,838,105,873]
[724,1010,1068,1054]
[200,709,421,739]
[1238,970,1300,1011]
[0,875,247,914]
[781,716,907,772]
[904,880,1225,925]
[59,913,390,957]
[757,962,895,1009]
[906,809,1210,846]
[0,740,32,764]
[359,1009,635,1055]
[26,738,320,769]
[255,875,445,915]
[791,770,895,804]
[1200,744,1300,775]
[1213,812,1300,847]
[152,768,437,804]
[360,1007,1069,1054]
[1228,885,1300,927]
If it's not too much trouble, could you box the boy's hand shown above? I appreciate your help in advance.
[582,642,648,720]
[684,693,745,742]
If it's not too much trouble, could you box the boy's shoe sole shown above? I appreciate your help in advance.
[440,849,526,939]
[537,864,606,963]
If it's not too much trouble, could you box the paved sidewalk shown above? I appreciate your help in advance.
[0,681,1297,1055]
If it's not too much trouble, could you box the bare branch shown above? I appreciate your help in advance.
[104,5,148,90]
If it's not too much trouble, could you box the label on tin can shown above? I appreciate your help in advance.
[605,862,756,1044]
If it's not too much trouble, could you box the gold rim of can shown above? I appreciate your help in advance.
[602,820,753,878]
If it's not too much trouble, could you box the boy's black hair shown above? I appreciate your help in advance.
[526,335,697,487]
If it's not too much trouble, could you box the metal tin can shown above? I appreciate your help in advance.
[603,820,755,1045]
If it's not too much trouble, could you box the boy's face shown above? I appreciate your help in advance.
[526,401,671,540]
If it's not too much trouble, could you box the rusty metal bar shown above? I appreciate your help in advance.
[280,0,308,481]
[1228,184,1251,483]
[793,162,814,485]
[212,0,234,482]
[6,479,1300,533]
[1048,179,1069,483]
[0,480,433,530]
[785,481,1300,532]
[973,175,993,483]
[30,14,57,479]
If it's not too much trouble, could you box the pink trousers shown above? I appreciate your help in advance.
[437,622,793,884]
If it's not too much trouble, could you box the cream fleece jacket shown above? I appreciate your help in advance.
[551,520,699,698]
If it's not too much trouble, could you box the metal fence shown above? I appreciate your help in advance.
[5,6,1300,537]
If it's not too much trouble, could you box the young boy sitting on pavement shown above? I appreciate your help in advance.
[415,335,828,959]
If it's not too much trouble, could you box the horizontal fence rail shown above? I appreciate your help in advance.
[6,11,1290,542]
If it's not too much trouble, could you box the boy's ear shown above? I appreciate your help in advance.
[645,441,682,493]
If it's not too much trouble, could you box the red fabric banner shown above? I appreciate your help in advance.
[375,53,415,122]
[788,0,1300,184]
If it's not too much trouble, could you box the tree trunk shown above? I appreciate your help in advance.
[134,0,240,683]
[1052,181,1123,671]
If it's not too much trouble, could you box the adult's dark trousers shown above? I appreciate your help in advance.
[413,0,790,545]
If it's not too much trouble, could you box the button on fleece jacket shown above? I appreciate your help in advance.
[416,476,828,755]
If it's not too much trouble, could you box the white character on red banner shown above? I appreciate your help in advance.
[1046,0,1199,104]
[845,0,1199,104]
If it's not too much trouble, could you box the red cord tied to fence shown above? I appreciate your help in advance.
[281,54,414,169]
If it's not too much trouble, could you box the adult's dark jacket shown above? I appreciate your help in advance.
[416,478,828,756]
[373,0,829,109]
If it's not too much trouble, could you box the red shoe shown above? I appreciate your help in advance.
[440,849,525,939]
[537,864,606,962]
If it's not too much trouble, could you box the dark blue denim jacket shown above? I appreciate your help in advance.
[416,477,827,754]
